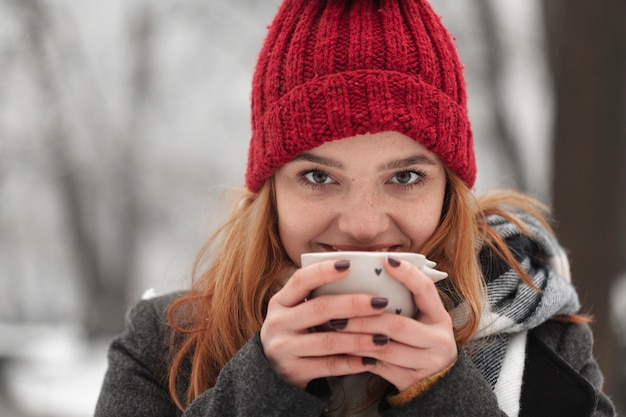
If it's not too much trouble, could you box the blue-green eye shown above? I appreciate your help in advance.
[303,170,334,185]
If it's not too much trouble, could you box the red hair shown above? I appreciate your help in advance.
[167,171,588,410]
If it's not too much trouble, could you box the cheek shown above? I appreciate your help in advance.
[402,195,445,250]
[404,217,438,250]
[277,206,303,243]
[275,192,322,262]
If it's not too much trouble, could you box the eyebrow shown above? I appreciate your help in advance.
[292,153,437,171]
[291,153,345,169]
[379,155,438,170]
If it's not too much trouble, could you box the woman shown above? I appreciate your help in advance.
[95,0,616,416]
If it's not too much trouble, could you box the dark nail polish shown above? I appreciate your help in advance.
[371,297,389,309]
[387,256,401,267]
[328,318,348,329]
[334,260,350,272]
[373,334,389,345]
[362,357,377,366]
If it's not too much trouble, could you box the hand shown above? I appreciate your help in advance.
[337,256,458,392]
[260,259,390,389]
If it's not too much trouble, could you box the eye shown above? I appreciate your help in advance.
[389,170,422,185]
[299,169,336,188]
[302,170,335,185]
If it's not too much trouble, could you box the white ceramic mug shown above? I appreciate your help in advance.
[301,252,447,318]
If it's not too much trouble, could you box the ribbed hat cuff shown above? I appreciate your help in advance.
[246,70,474,192]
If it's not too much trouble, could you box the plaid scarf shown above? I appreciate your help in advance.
[451,210,581,416]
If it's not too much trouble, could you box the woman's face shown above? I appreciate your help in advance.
[274,131,447,266]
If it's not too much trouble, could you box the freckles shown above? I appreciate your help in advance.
[278,203,317,238]
[400,206,441,247]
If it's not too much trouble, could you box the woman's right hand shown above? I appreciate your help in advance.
[259,259,389,389]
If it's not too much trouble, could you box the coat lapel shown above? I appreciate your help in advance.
[519,331,596,417]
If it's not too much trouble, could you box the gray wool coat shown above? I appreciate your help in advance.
[94,291,616,417]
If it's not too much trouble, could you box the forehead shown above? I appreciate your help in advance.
[291,131,439,168]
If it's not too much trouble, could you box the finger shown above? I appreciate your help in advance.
[352,337,457,393]
[365,359,433,392]
[337,312,422,346]
[353,337,455,370]
[337,312,454,349]
[286,330,392,358]
[276,354,377,389]
[272,259,351,307]
[266,293,389,332]
[385,256,449,324]
[301,293,389,328]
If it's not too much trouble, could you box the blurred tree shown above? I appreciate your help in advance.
[11,0,157,337]
[543,0,626,410]
[472,0,527,191]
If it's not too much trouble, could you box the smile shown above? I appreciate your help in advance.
[321,244,401,252]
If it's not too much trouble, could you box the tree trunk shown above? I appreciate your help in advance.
[543,0,626,408]
[13,0,144,337]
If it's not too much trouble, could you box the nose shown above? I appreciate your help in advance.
[336,189,391,243]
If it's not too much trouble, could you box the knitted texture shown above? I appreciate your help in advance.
[245,0,476,192]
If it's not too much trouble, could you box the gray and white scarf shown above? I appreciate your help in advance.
[450,211,581,416]
[324,211,580,417]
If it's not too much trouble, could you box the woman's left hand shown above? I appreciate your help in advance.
[338,257,458,392]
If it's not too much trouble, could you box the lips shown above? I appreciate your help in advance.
[320,244,402,252]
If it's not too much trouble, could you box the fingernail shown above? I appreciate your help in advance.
[362,357,377,366]
[371,297,389,309]
[334,260,350,272]
[328,318,348,329]
[387,256,401,267]
[373,334,389,345]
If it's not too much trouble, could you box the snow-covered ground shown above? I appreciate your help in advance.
[0,324,108,417]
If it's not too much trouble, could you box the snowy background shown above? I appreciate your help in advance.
[0,0,623,416]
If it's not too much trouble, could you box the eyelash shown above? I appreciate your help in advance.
[297,169,335,190]
[296,168,428,190]
[389,169,428,190]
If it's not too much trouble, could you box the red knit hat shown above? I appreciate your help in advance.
[245,0,476,192]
